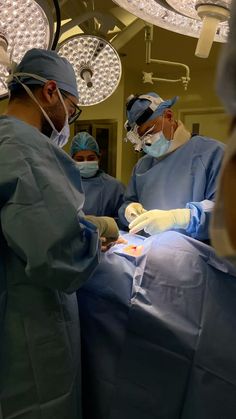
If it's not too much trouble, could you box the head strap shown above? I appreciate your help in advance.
[126,94,164,126]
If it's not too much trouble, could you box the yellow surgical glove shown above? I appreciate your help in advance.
[129,208,191,235]
[125,202,147,223]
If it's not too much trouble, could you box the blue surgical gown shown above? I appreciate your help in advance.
[81,170,125,217]
[118,136,225,241]
[78,231,236,419]
[0,116,99,419]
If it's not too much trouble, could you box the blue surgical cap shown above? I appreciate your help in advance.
[8,48,78,99]
[70,132,100,157]
[126,92,178,128]
[216,0,236,115]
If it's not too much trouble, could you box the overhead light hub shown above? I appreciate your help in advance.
[80,67,93,88]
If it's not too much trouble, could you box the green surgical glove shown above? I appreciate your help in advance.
[85,215,119,240]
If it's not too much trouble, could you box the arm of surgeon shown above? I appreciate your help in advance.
[222,155,236,251]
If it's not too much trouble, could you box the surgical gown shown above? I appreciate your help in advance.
[118,136,225,241]
[81,170,125,217]
[78,231,236,419]
[0,116,99,419]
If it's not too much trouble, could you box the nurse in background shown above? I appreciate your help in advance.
[70,131,125,218]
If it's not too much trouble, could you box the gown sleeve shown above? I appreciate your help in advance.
[186,144,224,241]
[0,142,100,293]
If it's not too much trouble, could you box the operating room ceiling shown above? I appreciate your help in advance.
[47,0,223,82]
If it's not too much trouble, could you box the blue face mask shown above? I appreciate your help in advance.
[142,131,170,158]
[76,161,99,178]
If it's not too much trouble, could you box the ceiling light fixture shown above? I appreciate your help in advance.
[112,0,231,58]
[0,0,54,98]
[58,34,122,106]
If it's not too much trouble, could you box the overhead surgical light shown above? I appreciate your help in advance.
[58,34,122,106]
[0,0,54,98]
[112,0,231,58]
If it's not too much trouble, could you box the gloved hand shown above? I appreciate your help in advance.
[100,236,128,252]
[129,208,191,235]
[84,215,119,240]
[125,202,147,223]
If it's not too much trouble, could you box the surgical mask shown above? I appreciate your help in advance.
[143,131,170,157]
[76,161,99,178]
[9,72,70,148]
[43,90,70,148]
[49,119,70,148]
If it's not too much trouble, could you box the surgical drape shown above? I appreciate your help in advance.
[78,231,236,419]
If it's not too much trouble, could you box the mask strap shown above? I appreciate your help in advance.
[161,115,165,132]
[56,88,69,123]
[13,76,57,132]
[13,75,68,132]
[170,124,174,141]
[169,116,175,140]
[7,71,48,85]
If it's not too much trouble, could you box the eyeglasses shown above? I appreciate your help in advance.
[124,123,156,151]
[60,90,82,125]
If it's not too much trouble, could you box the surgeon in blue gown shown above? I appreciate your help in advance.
[78,231,236,419]
[211,0,236,266]
[0,49,119,419]
[118,93,225,242]
[70,131,125,217]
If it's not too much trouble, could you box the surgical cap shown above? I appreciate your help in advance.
[216,0,236,115]
[70,132,100,157]
[126,92,178,128]
[8,48,79,99]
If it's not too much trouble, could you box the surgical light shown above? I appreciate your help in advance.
[112,0,231,58]
[58,34,122,106]
[0,0,53,98]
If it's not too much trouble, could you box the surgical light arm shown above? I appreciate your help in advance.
[143,25,190,90]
